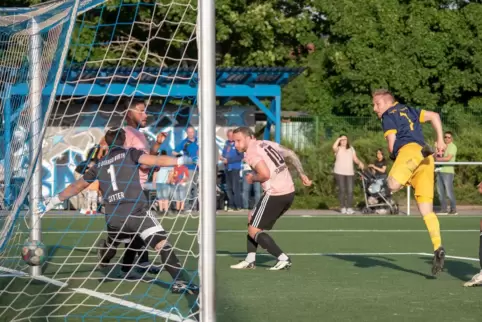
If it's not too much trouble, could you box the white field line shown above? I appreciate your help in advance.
[0,266,194,322]
[38,214,482,219]
[36,229,480,234]
[2,252,479,261]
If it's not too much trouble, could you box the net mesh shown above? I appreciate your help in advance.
[0,0,201,321]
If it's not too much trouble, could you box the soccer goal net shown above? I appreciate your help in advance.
[0,0,215,320]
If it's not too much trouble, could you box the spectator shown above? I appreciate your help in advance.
[221,130,243,211]
[435,131,457,215]
[74,142,106,214]
[85,180,100,215]
[154,150,172,214]
[368,149,387,179]
[241,158,261,210]
[332,135,364,214]
[169,163,189,214]
[173,126,198,211]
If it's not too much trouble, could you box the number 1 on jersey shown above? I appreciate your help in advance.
[107,165,119,191]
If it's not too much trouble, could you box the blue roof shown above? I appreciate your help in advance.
[61,66,305,88]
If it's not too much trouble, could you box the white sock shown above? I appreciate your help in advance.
[278,253,289,261]
[245,252,256,263]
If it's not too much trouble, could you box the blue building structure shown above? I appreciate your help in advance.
[1,66,303,206]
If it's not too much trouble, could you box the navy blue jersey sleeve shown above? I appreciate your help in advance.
[382,113,397,138]
[83,165,98,183]
[412,107,426,123]
[128,148,146,164]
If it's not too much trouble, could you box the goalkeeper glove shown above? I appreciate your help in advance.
[37,195,62,218]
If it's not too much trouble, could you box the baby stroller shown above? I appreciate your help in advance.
[359,170,399,215]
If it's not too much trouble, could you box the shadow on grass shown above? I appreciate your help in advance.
[328,255,436,279]
[43,244,201,321]
[0,273,69,320]
[42,244,98,276]
[97,263,200,321]
[420,256,480,282]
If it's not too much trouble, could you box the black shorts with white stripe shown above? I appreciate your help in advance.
[105,208,165,243]
[250,192,295,230]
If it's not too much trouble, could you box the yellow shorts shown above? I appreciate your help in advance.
[389,143,434,203]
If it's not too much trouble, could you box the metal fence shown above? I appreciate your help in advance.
[281,116,382,150]
[280,111,482,151]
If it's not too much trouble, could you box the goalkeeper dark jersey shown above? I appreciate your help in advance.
[83,147,148,216]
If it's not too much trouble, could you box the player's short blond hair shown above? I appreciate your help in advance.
[372,89,395,102]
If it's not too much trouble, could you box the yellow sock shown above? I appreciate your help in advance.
[423,212,442,251]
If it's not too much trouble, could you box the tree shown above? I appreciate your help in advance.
[215,0,319,66]
[285,0,482,116]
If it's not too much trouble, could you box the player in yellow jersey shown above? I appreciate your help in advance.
[372,89,447,276]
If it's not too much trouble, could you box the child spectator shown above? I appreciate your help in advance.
[169,164,189,214]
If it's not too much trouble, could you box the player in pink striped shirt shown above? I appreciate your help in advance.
[230,127,312,270]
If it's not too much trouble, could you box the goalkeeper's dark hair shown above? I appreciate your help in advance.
[104,128,126,148]
[124,98,146,111]
[233,126,255,138]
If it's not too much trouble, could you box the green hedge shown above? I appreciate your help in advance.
[282,114,482,209]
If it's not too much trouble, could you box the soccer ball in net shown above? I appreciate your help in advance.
[21,240,47,266]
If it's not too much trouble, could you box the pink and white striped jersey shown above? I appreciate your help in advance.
[244,140,294,196]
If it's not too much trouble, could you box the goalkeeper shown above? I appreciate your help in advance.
[38,128,199,294]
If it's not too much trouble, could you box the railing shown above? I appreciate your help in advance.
[406,161,482,215]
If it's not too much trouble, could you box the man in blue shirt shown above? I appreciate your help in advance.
[221,129,243,210]
[173,126,199,211]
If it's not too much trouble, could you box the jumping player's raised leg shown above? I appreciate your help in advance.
[410,156,445,275]
[386,145,444,275]
[464,219,482,286]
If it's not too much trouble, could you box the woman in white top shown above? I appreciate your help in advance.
[332,135,364,214]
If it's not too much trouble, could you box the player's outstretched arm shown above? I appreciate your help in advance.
[37,178,91,216]
[278,145,312,186]
[138,154,194,168]
[422,110,446,153]
[59,179,92,201]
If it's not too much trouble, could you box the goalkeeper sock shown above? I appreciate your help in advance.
[479,232,482,270]
[423,212,442,251]
[246,234,257,262]
[255,232,284,258]
[101,238,118,264]
[160,245,188,281]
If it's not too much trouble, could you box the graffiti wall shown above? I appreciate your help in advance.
[35,104,255,200]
